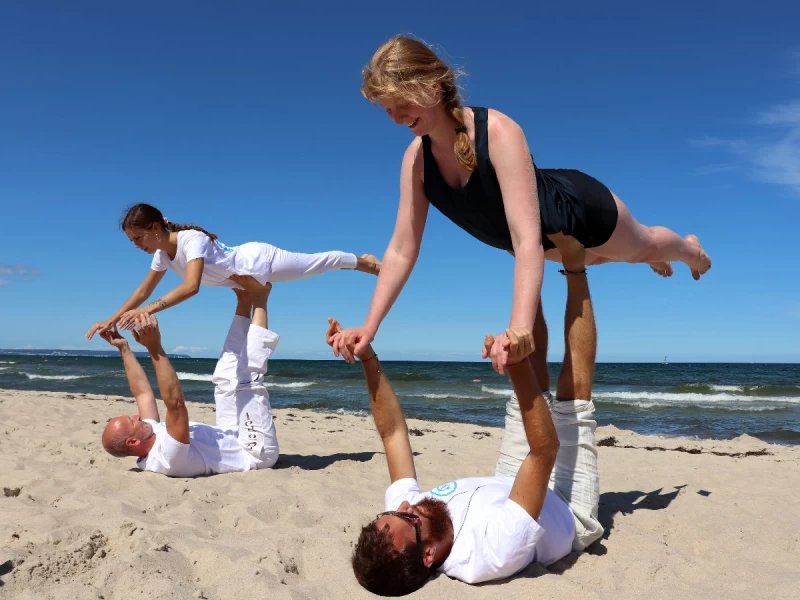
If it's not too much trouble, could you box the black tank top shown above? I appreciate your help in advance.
[422,107,616,252]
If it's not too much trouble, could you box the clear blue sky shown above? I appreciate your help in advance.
[1,0,798,362]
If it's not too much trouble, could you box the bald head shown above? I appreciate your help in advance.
[102,415,155,458]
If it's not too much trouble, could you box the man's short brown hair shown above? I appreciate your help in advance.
[351,521,431,596]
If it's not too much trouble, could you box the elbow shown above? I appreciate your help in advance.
[511,238,543,261]
[548,435,560,458]
[377,420,406,444]
[378,424,402,443]
[185,283,201,297]
[532,435,559,468]
[388,235,421,264]
[544,436,560,468]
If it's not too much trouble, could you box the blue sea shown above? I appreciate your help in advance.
[1,353,799,445]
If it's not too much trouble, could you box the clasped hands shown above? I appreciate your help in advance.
[327,319,534,375]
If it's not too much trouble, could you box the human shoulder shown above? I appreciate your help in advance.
[401,137,424,181]
[385,477,421,510]
[486,108,525,149]
[178,229,211,261]
[178,229,209,245]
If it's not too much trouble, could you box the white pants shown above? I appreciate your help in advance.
[212,316,280,469]
[495,391,604,551]
[242,243,358,285]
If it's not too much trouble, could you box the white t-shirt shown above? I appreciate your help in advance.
[150,230,273,287]
[137,419,258,477]
[385,476,575,584]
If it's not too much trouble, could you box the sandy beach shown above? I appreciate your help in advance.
[1,388,799,600]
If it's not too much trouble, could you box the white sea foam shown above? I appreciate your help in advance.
[176,373,314,388]
[709,384,745,392]
[335,407,367,417]
[0,361,16,364]
[23,373,90,381]
[594,391,799,405]
[176,372,214,382]
[408,393,479,400]
[266,382,314,389]
[481,385,514,397]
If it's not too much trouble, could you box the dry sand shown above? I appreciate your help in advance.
[1,389,799,599]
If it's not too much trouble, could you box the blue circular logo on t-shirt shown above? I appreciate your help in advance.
[430,481,457,497]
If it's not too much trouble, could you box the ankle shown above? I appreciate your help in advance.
[559,267,587,276]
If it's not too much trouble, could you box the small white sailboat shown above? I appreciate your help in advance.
[662,355,668,365]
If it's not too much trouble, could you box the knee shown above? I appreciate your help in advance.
[628,227,662,262]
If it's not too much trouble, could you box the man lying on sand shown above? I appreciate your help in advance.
[327,239,604,594]
[99,284,279,477]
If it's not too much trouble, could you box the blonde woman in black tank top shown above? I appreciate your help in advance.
[332,35,711,376]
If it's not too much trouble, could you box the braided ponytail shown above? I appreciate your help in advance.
[439,78,476,171]
[121,203,218,241]
[449,103,476,172]
[163,221,218,241]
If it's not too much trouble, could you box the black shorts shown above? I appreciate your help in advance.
[537,169,619,251]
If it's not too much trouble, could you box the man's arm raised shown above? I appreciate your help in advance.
[486,328,559,520]
[327,318,416,483]
[100,328,160,422]
[132,315,190,444]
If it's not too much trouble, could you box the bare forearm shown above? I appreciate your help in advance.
[361,352,408,440]
[509,242,544,331]
[119,344,151,398]
[148,345,185,410]
[507,358,558,456]
[144,284,199,315]
[364,248,416,332]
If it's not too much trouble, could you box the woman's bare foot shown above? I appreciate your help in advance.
[684,235,712,280]
[356,254,381,276]
[648,261,674,278]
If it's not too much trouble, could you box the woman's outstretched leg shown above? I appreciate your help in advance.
[267,248,380,281]
[590,194,711,280]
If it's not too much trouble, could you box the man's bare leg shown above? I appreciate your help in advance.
[529,304,550,393]
[549,235,604,550]
[554,237,596,400]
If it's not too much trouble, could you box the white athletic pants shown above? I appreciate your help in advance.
[212,316,280,468]
[495,391,604,551]
[253,244,358,284]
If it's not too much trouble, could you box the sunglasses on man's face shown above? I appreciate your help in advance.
[377,511,423,554]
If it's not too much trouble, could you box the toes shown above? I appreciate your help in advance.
[684,235,711,279]
[649,262,673,278]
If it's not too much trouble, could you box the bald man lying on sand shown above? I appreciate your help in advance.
[100,284,279,477]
